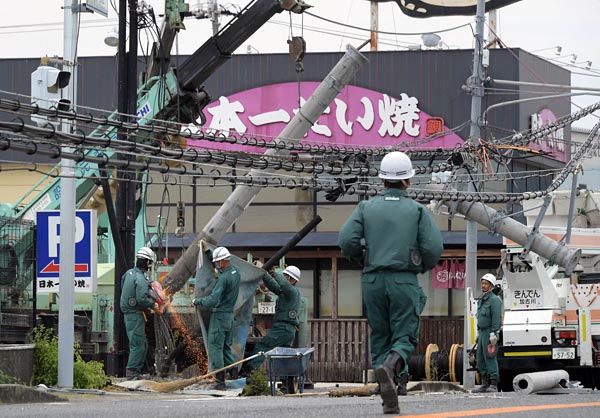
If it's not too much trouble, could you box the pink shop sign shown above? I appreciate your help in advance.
[187,82,465,152]
[529,109,568,163]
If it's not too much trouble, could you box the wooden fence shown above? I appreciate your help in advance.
[307,317,463,382]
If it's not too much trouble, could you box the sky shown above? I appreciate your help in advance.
[1,0,599,129]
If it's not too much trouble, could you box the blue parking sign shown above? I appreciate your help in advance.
[36,210,97,293]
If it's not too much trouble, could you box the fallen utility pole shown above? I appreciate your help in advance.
[433,186,581,273]
[163,45,368,294]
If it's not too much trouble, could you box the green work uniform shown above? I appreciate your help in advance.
[339,188,443,378]
[120,267,155,373]
[476,290,502,381]
[194,264,241,371]
[246,271,301,369]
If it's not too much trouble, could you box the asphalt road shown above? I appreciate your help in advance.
[1,386,600,418]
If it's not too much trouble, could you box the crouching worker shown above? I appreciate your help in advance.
[120,247,159,380]
[239,265,301,378]
[193,245,240,390]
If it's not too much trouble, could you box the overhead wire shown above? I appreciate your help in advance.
[3,80,598,167]
[304,10,473,37]
[0,116,588,205]
[485,24,600,126]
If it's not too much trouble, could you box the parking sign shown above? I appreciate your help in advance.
[36,210,97,293]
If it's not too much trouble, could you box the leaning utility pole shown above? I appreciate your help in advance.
[163,45,368,294]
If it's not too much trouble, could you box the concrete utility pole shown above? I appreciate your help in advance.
[370,1,378,51]
[462,0,486,390]
[210,0,220,36]
[487,9,498,48]
[444,196,581,272]
[57,0,78,389]
[163,45,368,294]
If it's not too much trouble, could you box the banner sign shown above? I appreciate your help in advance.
[431,259,466,289]
[189,82,465,152]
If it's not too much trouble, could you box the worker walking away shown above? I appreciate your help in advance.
[339,151,443,414]
[193,245,240,390]
[239,265,301,378]
[472,273,502,393]
[120,246,159,380]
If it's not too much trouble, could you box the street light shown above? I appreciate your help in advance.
[545,53,579,64]
[246,44,260,54]
[422,33,441,48]
[531,45,562,56]
[573,60,593,70]
[104,26,119,47]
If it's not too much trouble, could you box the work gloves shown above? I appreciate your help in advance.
[489,332,498,346]
[199,239,209,253]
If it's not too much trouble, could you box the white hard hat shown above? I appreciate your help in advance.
[212,246,231,262]
[378,151,415,181]
[136,246,155,261]
[283,265,301,282]
[481,273,496,287]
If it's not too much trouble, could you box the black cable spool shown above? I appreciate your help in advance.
[408,353,426,381]
[431,349,451,381]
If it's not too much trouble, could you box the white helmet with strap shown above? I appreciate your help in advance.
[378,151,415,181]
[481,273,496,287]
[136,246,155,261]
[283,265,301,282]
[212,246,231,262]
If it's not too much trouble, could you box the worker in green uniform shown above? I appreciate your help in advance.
[239,265,301,377]
[339,151,443,415]
[120,246,158,379]
[472,273,502,393]
[193,245,240,390]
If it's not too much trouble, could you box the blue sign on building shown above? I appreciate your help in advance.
[36,210,97,293]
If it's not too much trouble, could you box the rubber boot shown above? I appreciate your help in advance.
[485,379,499,393]
[214,371,227,391]
[376,352,402,414]
[472,375,489,393]
[397,373,409,396]
[125,369,139,380]
[229,367,239,380]
[239,363,253,378]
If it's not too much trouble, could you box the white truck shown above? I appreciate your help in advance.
[498,189,600,390]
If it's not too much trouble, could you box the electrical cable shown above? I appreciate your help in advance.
[304,10,473,37]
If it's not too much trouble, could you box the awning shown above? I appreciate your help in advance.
[153,231,502,249]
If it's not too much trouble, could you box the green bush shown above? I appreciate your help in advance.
[241,367,270,396]
[73,350,108,389]
[31,326,59,387]
[31,325,108,389]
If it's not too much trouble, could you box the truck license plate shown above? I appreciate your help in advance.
[552,347,575,360]
[258,301,276,314]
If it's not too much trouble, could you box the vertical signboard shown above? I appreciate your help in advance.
[36,210,97,293]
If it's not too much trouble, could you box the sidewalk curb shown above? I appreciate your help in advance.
[0,384,67,404]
